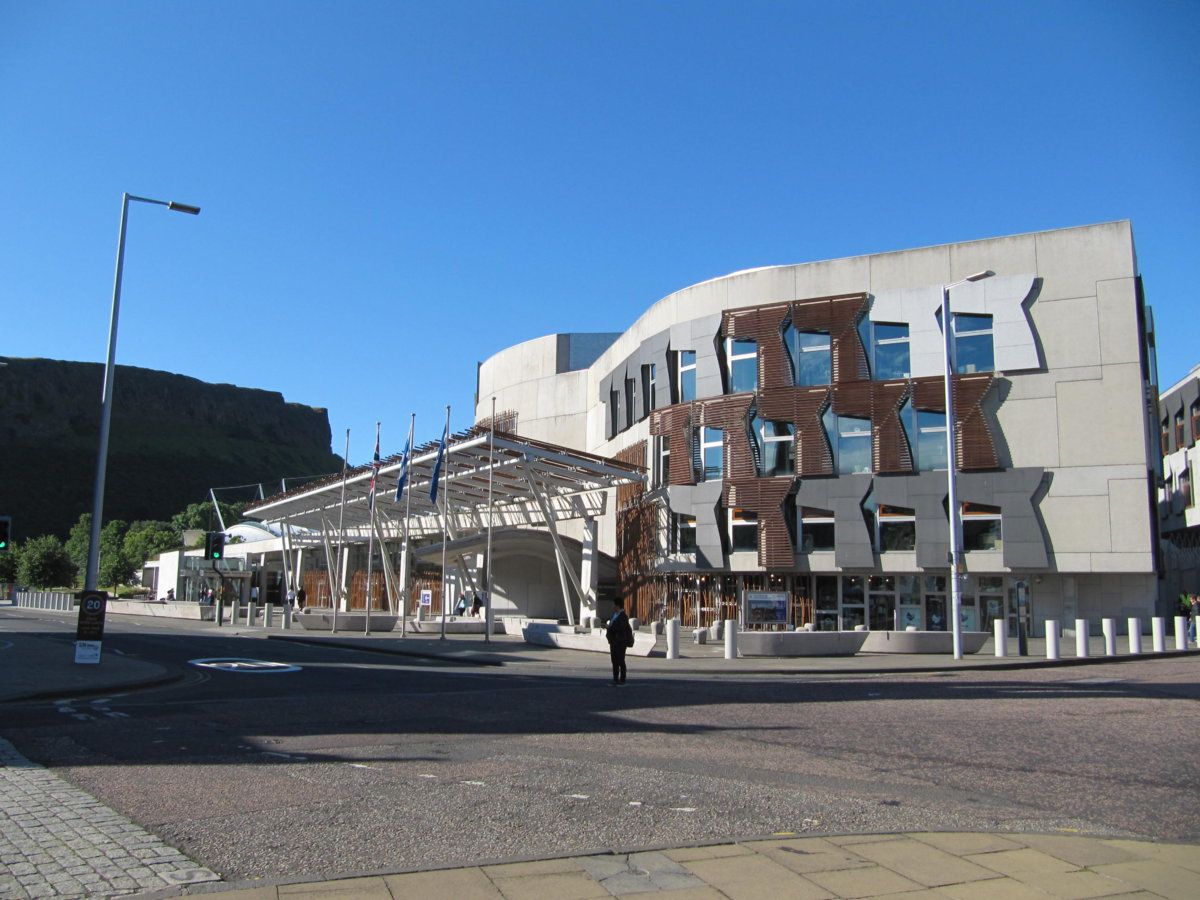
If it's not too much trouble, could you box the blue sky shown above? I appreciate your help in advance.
[3,1,1197,467]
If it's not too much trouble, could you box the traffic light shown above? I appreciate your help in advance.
[204,531,225,560]
[0,517,10,551]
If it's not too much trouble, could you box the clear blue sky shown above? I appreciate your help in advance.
[3,1,1197,467]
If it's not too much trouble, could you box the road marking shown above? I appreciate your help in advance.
[460,780,486,786]
[669,807,697,812]
[566,794,589,800]
[417,773,438,779]
[263,751,308,761]
[189,658,302,673]
[628,801,642,806]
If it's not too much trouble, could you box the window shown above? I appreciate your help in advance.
[609,388,620,436]
[673,514,697,553]
[725,338,758,393]
[915,409,948,471]
[784,324,831,386]
[1175,411,1185,447]
[678,350,697,402]
[696,426,723,482]
[953,313,994,374]
[624,378,635,430]
[876,504,916,551]
[1192,403,1199,447]
[824,408,871,475]
[1162,418,1171,452]
[652,436,670,488]
[796,506,835,552]
[1181,466,1193,509]
[962,502,1002,551]
[750,416,795,477]
[642,364,657,414]
[728,507,758,552]
[871,322,910,380]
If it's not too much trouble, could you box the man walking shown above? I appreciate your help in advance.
[603,597,634,685]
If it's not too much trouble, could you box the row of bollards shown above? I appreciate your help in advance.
[664,618,739,659]
[214,600,292,630]
[999,616,1194,660]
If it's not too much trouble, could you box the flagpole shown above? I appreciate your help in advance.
[439,405,451,641]
[484,397,496,644]
[365,421,380,637]
[333,428,350,634]
[401,413,414,638]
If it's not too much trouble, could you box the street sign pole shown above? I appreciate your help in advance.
[75,589,108,664]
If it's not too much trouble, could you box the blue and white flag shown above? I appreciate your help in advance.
[394,436,411,503]
[430,419,448,504]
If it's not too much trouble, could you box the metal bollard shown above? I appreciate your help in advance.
[1127,618,1142,655]
[264,604,275,629]
[216,599,224,627]
[1075,618,1089,658]
[282,605,292,629]
[994,619,1008,658]
[1046,620,1060,660]
[247,602,257,627]
[725,619,738,660]
[1102,618,1117,656]
[1175,616,1188,651]
[666,618,680,660]
[1152,617,1166,653]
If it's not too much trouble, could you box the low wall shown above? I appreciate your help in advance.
[299,611,397,632]
[738,630,868,657]
[860,630,989,654]
[408,615,503,635]
[522,622,657,657]
[106,600,214,621]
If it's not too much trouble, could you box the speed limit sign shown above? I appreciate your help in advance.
[74,589,108,664]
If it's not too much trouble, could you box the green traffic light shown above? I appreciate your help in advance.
[213,551,221,559]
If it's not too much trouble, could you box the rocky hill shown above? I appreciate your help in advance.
[0,358,342,540]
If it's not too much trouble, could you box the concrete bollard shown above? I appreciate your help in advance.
[1075,618,1089,658]
[994,619,1008,658]
[724,619,738,660]
[1046,620,1060,660]
[666,618,680,660]
[1175,616,1189,651]
[216,599,224,627]
[264,604,275,629]
[282,605,292,629]
[1103,618,1117,656]
[247,602,257,627]
[693,628,707,645]
[1128,618,1142,655]
[1152,617,1166,653]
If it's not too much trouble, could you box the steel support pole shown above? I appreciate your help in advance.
[940,282,965,660]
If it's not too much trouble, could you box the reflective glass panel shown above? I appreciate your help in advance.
[917,410,948,471]
[837,416,872,475]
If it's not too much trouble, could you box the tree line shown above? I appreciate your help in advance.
[0,501,246,592]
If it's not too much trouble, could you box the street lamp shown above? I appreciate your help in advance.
[941,269,994,660]
[84,193,200,591]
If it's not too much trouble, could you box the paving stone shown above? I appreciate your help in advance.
[1091,860,1199,900]
[385,867,504,899]
[847,838,1000,887]
[803,863,924,899]
[664,844,756,862]
[1011,835,1145,868]
[278,875,393,898]
[486,871,611,900]
[483,858,585,877]
[682,853,834,899]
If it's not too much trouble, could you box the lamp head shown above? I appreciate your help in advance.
[168,201,201,215]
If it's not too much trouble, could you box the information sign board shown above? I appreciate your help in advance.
[74,590,108,665]
[419,589,433,607]
[745,590,788,625]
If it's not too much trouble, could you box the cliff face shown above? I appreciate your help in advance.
[0,358,342,539]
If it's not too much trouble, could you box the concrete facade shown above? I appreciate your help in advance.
[476,222,1161,635]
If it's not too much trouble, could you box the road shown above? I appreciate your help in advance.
[3,611,1199,884]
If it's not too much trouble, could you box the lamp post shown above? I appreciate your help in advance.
[84,193,200,592]
[941,269,994,660]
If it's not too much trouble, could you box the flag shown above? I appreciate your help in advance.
[394,436,411,503]
[430,419,448,504]
[367,426,381,511]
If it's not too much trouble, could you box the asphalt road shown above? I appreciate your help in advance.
[3,614,1199,884]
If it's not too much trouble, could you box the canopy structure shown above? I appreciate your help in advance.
[243,428,645,624]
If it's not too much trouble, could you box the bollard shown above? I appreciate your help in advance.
[724,619,737,660]
[264,604,275,629]
[666,618,680,660]
[1046,619,1060,660]
[1152,617,1166,653]
[216,599,224,627]
[1128,618,1142,655]
[282,605,292,630]
[993,619,1008,658]
[1175,616,1188,651]
[247,601,257,627]
[1075,618,1089,658]
[1102,618,1116,656]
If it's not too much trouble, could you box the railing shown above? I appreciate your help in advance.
[13,590,76,611]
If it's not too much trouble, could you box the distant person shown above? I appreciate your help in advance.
[164,588,175,602]
[286,586,297,608]
[296,586,307,609]
[455,595,469,616]
[470,594,483,617]
[602,597,635,685]
[1190,594,1199,644]
[250,584,259,604]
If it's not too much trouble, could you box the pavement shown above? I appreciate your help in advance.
[3,605,1199,898]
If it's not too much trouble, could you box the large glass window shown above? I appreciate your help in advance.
[825,408,871,474]
[678,350,697,402]
[696,426,723,482]
[841,575,865,630]
[784,324,831,386]
[1175,411,1185,447]
[1192,403,1199,447]
[962,502,1002,551]
[728,507,758,552]
[1181,466,1193,509]
[953,313,994,374]
[796,506,835,552]
[871,322,910,380]
[877,504,916,551]
[643,364,657,413]
[725,338,758,394]
[673,513,697,553]
[624,378,635,430]
[1162,418,1170,452]
[750,416,794,477]
[609,388,620,435]
[652,436,670,488]
[916,409,947,471]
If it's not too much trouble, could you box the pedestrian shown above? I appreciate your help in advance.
[250,584,259,604]
[286,585,297,608]
[603,596,635,685]
[1189,593,1199,644]
[296,585,307,609]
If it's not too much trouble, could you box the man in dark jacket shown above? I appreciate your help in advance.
[604,597,634,684]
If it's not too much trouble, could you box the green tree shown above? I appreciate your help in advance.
[169,500,246,534]
[16,535,77,589]
[123,520,181,572]
[64,513,92,580]
[0,542,19,583]
[99,520,135,587]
